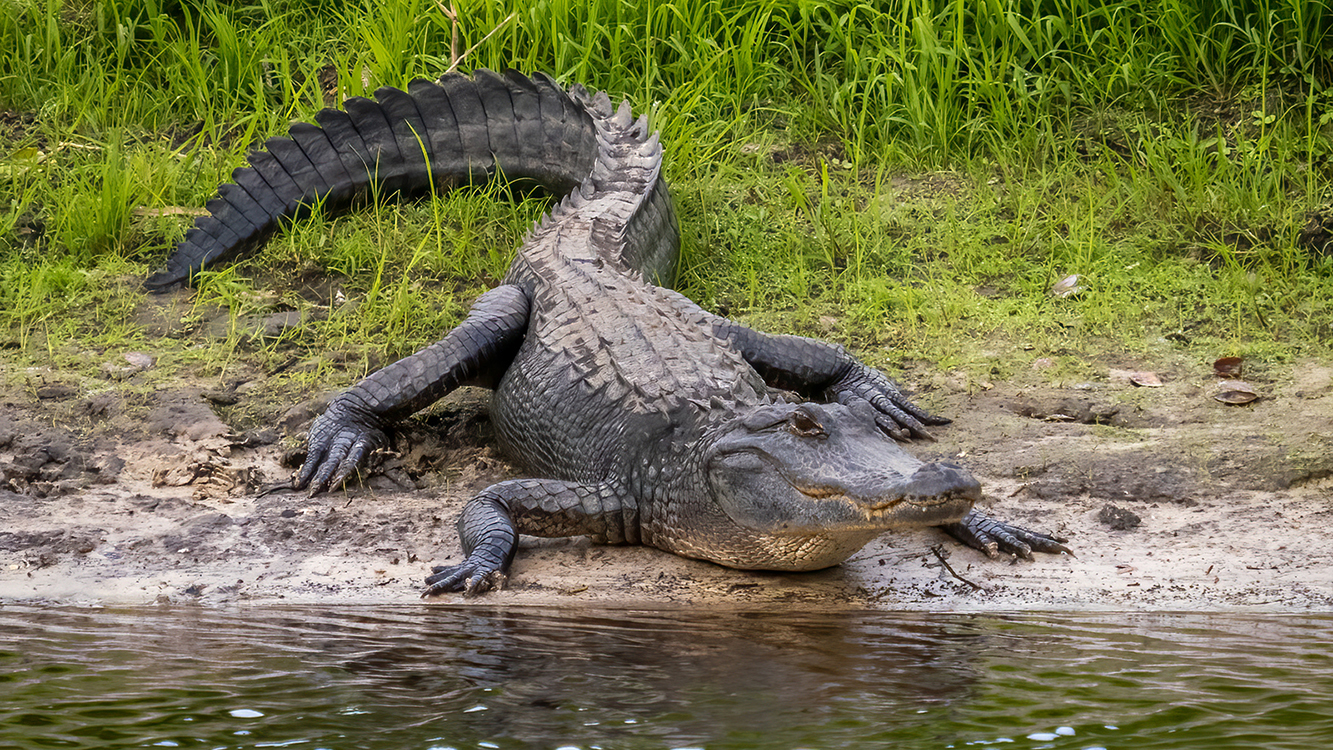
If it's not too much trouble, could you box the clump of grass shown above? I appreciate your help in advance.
[1,0,1330,389]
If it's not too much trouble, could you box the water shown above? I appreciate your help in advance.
[1,606,1330,749]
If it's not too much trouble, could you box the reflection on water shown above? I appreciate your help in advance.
[1,605,1330,749]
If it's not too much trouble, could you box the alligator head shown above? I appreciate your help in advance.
[705,400,980,541]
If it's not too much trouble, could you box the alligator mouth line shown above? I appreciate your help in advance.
[794,485,964,512]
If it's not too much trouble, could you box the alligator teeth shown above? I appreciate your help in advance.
[796,486,845,500]
[864,497,905,511]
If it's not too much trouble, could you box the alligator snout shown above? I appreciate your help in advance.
[902,462,982,503]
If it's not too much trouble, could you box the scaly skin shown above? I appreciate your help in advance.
[147,70,1071,598]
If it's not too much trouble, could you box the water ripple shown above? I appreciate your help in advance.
[0,607,1329,749]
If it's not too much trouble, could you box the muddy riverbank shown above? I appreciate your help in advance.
[3,337,1331,610]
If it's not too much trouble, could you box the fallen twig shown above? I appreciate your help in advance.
[435,1,460,67]
[930,544,986,591]
[443,11,517,74]
[132,206,210,218]
[255,480,296,497]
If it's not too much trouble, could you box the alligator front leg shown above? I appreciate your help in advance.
[708,317,949,440]
[423,478,635,597]
[296,284,530,494]
[940,510,1072,559]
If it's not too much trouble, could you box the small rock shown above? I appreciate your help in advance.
[260,310,305,338]
[101,351,154,380]
[147,395,231,441]
[35,383,76,400]
[78,391,122,420]
[202,388,240,405]
[235,380,263,394]
[124,352,154,369]
[1098,504,1142,530]
[90,455,125,483]
[188,512,234,529]
[1011,397,1118,425]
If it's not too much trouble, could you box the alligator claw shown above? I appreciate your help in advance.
[827,365,948,441]
[874,415,931,443]
[941,509,1072,559]
[294,397,387,495]
[422,563,508,597]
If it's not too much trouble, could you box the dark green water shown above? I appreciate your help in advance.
[1,606,1330,749]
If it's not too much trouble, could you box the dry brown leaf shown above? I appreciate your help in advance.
[1214,379,1259,405]
[1130,371,1163,387]
[1213,356,1244,378]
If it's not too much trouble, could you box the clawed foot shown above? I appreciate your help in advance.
[826,365,950,441]
[294,396,387,495]
[941,509,1073,559]
[422,562,508,598]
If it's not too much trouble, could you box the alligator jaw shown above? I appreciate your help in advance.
[784,486,976,532]
[793,487,961,512]
[788,459,981,526]
[861,493,962,513]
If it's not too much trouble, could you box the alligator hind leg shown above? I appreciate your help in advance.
[423,479,636,597]
[423,486,520,597]
[939,510,1072,559]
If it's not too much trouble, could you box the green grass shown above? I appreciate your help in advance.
[1,0,1330,390]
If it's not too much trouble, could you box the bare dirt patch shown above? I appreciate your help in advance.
[2,351,1331,611]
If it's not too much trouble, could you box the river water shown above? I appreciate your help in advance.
[1,606,1330,749]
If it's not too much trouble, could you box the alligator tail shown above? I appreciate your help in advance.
[145,69,606,290]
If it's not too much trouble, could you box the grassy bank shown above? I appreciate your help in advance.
[2,0,1330,393]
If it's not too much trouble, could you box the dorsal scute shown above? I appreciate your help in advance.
[510,74,672,282]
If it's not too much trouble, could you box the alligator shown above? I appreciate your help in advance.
[148,69,1070,596]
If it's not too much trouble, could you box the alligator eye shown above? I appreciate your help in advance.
[788,408,827,439]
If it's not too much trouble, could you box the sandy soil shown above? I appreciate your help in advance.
[3,315,1331,611]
